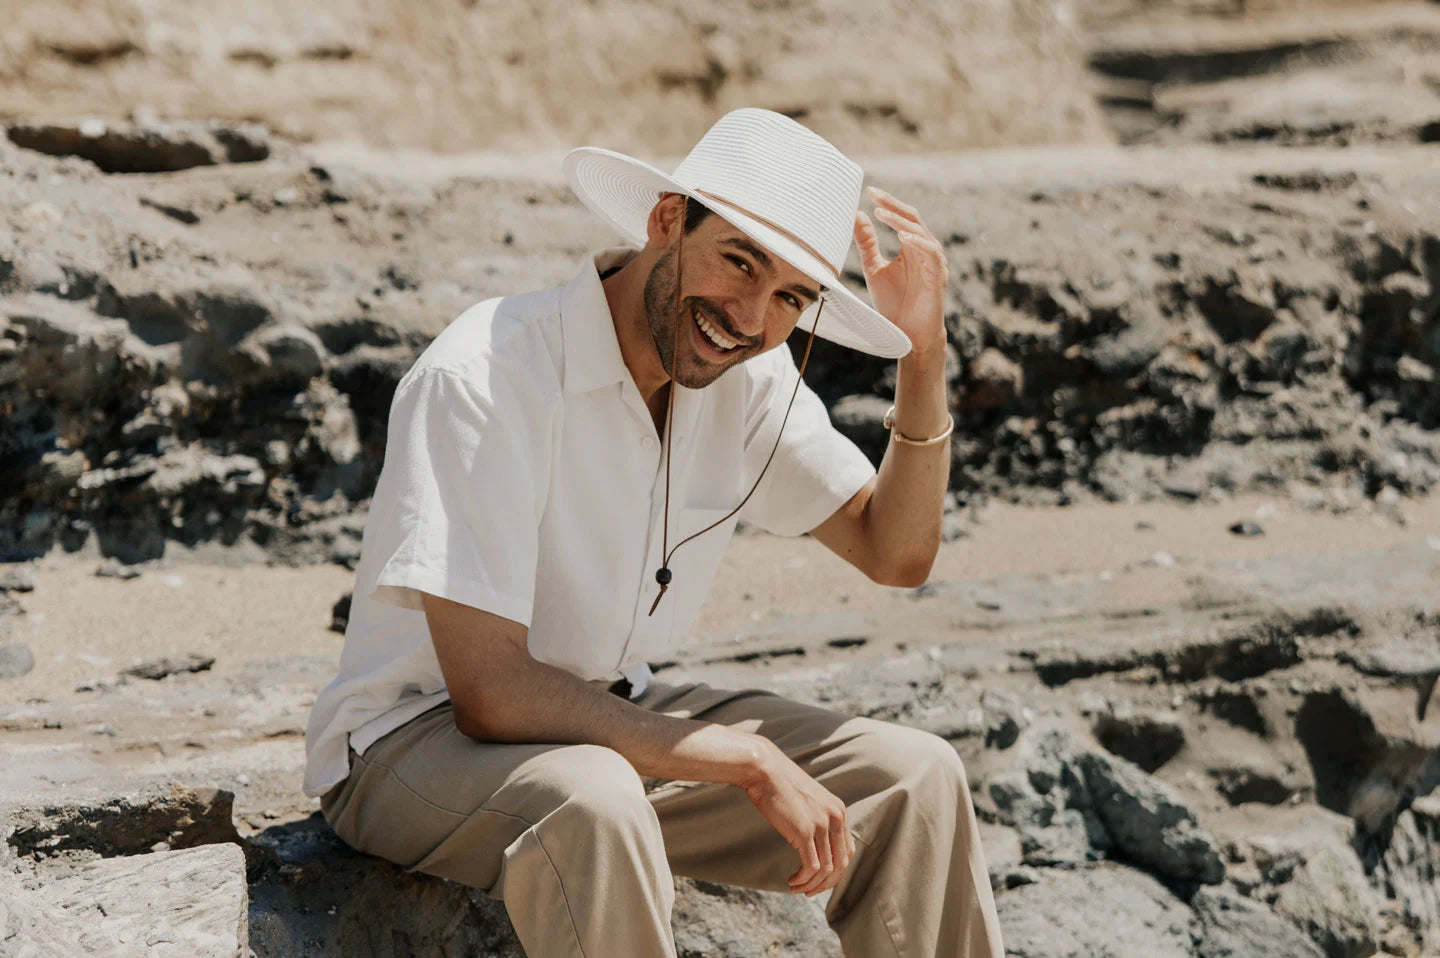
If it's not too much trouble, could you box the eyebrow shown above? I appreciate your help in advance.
[719,237,824,304]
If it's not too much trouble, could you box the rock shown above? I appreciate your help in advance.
[246,814,839,957]
[6,119,270,173]
[122,653,216,681]
[330,592,352,634]
[238,323,327,389]
[961,348,1022,412]
[96,556,142,580]
[1377,787,1440,953]
[0,564,36,592]
[6,784,241,857]
[994,862,1196,958]
[2,843,248,957]
[1211,760,1296,806]
[1229,520,1265,536]
[1093,709,1185,772]
[979,689,1029,749]
[0,643,35,679]
[1339,640,1440,679]
[830,394,891,464]
[1270,845,1381,958]
[1192,884,1325,958]
[1079,748,1227,884]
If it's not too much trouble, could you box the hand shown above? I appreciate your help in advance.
[854,186,949,355]
[740,738,855,896]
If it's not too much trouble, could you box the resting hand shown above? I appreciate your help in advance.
[740,738,855,896]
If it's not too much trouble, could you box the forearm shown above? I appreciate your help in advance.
[463,651,769,787]
[863,335,952,582]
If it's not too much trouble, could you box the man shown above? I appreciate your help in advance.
[304,108,1003,957]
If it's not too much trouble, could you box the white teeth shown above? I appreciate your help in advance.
[695,309,738,351]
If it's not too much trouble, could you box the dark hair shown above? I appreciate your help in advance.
[672,193,712,234]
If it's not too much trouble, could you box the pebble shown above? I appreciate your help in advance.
[236,774,251,786]
[96,557,142,580]
[0,644,36,680]
[1150,551,1176,568]
[1228,520,1264,537]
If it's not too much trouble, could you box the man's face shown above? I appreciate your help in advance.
[643,208,823,389]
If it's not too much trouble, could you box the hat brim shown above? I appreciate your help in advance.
[563,147,912,359]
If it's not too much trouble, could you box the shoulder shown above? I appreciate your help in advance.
[399,287,564,406]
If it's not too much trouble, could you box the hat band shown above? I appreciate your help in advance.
[691,189,841,281]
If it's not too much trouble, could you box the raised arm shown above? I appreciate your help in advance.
[812,187,951,587]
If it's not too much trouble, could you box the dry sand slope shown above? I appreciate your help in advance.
[1,0,1439,954]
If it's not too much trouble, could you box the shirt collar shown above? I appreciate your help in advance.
[560,247,640,397]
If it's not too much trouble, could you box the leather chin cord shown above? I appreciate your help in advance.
[649,194,825,616]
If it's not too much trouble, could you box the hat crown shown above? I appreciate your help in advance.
[671,109,862,276]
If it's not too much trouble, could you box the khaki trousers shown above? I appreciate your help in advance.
[320,679,1003,958]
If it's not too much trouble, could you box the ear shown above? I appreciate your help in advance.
[644,192,688,248]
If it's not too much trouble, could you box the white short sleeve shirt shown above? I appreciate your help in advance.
[302,248,878,797]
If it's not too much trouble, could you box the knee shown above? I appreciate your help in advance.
[541,745,655,831]
[851,721,968,797]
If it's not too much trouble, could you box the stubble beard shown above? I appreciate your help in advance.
[643,244,740,390]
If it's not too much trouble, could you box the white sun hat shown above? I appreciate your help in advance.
[563,107,912,359]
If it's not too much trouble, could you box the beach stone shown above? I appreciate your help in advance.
[6,784,240,857]
[122,653,215,680]
[246,814,838,957]
[2,843,248,957]
[1377,787,1440,953]
[995,862,1196,958]
[1192,884,1325,958]
[1080,748,1227,884]
[330,592,351,634]
[0,643,35,679]
[0,564,36,592]
[1271,845,1381,958]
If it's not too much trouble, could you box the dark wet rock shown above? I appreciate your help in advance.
[1093,709,1185,772]
[122,653,216,681]
[1194,684,1271,737]
[330,592,352,634]
[1229,520,1265,536]
[6,118,271,173]
[995,862,1197,958]
[830,394,891,464]
[1079,748,1226,884]
[1192,884,1325,958]
[6,784,241,858]
[0,643,35,679]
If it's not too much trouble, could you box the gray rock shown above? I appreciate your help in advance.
[1093,709,1185,772]
[1192,884,1325,958]
[1339,640,1440,679]
[330,592,352,634]
[247,815,840,957]
[122,653,216,681]
[0,564,36,592]
[6,784,241,857]
[7,118,270,173]
[3,843,248,957]
[1377,787,1440,953]
[995,862,1197,958]
[1271,845,1380,958]
[0,643,35,679]
[96,556,143,580]
[239,323,327,388]
[1080,749,1227,884]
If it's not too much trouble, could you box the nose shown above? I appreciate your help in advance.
[715,291,768,342]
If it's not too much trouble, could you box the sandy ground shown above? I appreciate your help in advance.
[6,491,1436,707]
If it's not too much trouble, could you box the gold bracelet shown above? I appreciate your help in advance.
[882,405,955,446]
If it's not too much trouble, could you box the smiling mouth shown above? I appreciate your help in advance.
[693,307,742,354]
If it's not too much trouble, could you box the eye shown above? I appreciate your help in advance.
[725,254,752,275]
[780,293,802,310]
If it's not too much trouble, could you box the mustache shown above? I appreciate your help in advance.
[686,297,759,349]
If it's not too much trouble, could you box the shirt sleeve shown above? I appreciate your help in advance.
[366,362,552,626]
[736,348,878,537]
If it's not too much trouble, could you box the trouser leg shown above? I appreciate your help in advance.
[640,682,1004,958]
[320,703,676,958]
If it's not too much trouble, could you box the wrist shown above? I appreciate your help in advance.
[729,731,781,789]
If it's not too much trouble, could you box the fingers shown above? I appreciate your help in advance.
[788,837,821,889]
[866,185,929,233]
[791,807,853,897]
[854,210,888,277]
